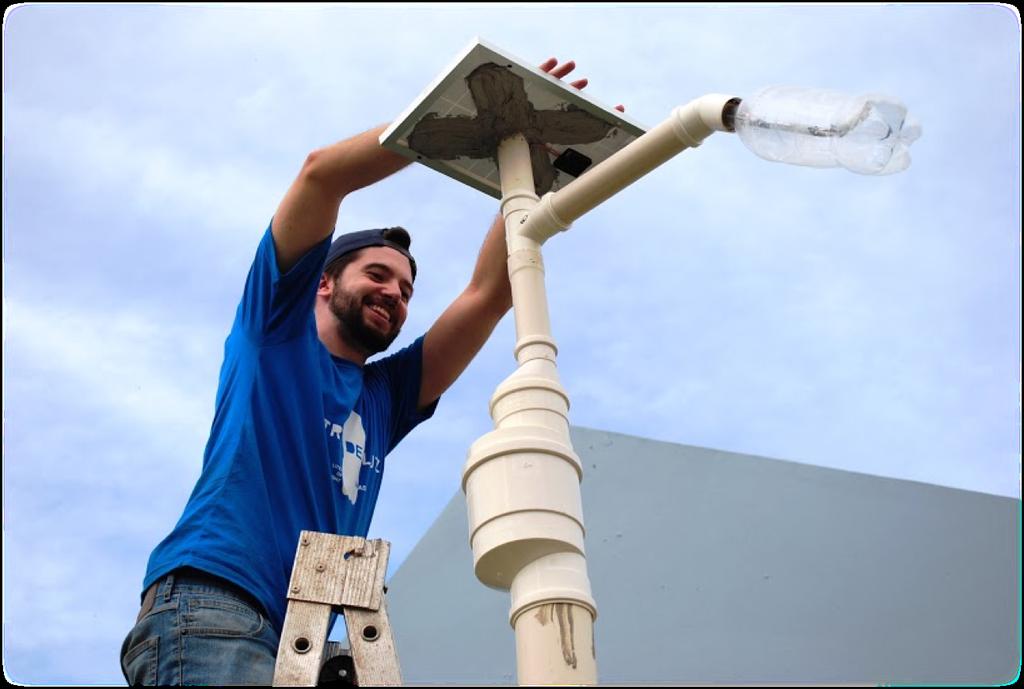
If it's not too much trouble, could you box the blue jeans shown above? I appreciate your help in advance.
[119,568,280,686]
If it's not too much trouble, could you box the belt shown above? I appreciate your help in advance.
[136,580,160,623]
[136,568,265,623]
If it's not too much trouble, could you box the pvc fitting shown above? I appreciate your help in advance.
[501,190,540,224]
[513,334,559,364]
[695,93,741,132]
[669,93,740,149]
[505,245,556,353]
[510,551,597,627]
[518,191,572,246]
[488,359,570,428]
[463,425,586,590]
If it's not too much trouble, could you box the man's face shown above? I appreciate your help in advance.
[327,246,414,357]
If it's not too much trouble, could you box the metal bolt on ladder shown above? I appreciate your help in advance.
[272,531,402,686]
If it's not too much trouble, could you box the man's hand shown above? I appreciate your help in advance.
[273,58,624,277]
[537,57,626,113]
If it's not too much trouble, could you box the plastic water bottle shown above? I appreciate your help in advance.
[734,86,921,175]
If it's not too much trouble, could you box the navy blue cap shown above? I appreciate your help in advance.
[323,227,417,281]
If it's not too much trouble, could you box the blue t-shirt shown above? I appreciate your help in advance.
[143,224,437,633]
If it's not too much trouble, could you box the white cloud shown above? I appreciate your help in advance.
[2,298,225,684]
[4,295,220,440]
[5,101,285,241]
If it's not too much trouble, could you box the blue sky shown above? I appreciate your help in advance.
[3,3,1020,685]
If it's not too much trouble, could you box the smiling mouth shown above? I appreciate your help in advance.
[366,303,392,326]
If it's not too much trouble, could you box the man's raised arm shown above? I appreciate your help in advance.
[419,212,512,410]
[271,124,412,273]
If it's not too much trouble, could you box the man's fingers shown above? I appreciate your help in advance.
[539,58,621,106]
[549,60,576,80]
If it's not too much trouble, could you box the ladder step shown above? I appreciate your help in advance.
[273,533,402,687]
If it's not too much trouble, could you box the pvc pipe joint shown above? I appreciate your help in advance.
[510,552,597,627]
[463,424,586,591]
[670,92,740,146]
[518,191,572,245]
[501,190,539,225]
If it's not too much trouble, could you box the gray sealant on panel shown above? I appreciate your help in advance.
[407,63,613,195]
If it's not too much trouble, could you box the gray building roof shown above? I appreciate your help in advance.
[385,426,1021,685]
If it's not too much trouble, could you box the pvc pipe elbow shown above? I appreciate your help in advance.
[517,192,571,246]
[692,93,741,133]
[670,93,741,148]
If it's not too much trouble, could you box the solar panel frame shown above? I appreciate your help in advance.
[380,38,648,199]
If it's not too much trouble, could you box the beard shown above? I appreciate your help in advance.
[328,287,401,357]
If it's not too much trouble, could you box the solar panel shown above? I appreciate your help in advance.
[380,38,647,199]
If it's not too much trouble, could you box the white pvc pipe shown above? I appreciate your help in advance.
[464,98,737,684]
[496,135,557,366]
[512,553,597,685]
[521,93,739,244]
[463,134,598,685]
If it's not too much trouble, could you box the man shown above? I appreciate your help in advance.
[120,57,611,686]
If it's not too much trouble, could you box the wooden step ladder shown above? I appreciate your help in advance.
[272,532,401,686]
